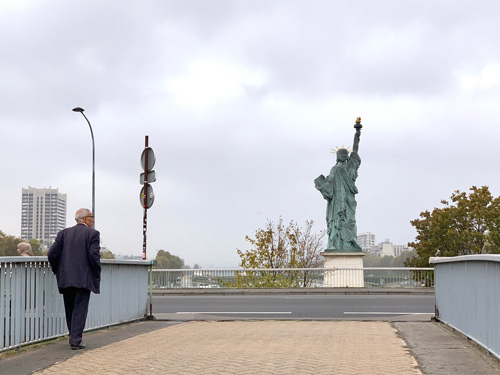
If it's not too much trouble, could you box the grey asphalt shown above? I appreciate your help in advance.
[2,317,500,374]
[151,293,435,320]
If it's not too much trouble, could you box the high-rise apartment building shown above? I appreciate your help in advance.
[357,232,411,256]
[21,187,67,248]
[357,232,375,252]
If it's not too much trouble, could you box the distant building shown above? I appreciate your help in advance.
[370,238,411,257]
[393,244,410,257]
[21,187,67,249]
[357,232,375,253]
[379,239,395,257]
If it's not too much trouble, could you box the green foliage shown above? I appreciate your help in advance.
[154,250,185,269]
[0,231,43,256]
[0,231,18,256]
[100,249,116,259]
[406,186,500,267]
[228,269,314,288]
[228,218,325,287]
[27,239,43,255]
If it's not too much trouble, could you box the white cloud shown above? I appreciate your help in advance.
[2,1,500,267]
[456,62,500,92]
[0,0,33,13]
[167,59,267,112]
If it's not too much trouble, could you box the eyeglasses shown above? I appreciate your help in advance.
[85,216,94,219]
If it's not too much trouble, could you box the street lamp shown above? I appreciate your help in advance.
[482,230,490,254]
[72,107,95,228]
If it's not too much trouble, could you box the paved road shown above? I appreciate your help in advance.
[153,294,435,320]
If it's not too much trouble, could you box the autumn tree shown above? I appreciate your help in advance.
[230,218,325,287]
[406,186,500,267]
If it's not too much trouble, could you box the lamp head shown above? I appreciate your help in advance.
[72,107,85,113]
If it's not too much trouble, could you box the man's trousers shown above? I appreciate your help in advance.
[61,287,91,346]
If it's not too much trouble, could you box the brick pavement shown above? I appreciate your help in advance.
[33,321,422,375]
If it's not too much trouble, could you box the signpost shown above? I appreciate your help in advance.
[140,184,155,209]
[140,135,156,260]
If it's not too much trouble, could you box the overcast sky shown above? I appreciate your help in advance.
[1,0,500,267]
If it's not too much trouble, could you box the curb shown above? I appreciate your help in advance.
[152,287,435,296]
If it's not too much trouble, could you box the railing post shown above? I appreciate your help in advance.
[148,261,153,319]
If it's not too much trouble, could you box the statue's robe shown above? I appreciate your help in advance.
[315,152,361,251]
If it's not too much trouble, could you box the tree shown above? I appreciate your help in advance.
[0,231,42,256]
[27,239,43,255]
[406,186,500,267]
[154,250,185,269]
[395,249,417,266]
[100,249,116,259]
[230,218,325,287]
[0,231,19,256]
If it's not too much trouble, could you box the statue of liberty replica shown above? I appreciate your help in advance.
[315,117,363,253]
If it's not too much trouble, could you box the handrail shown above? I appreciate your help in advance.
[151,267,434,289]
[1,257,150,352]
[152,267,434,271]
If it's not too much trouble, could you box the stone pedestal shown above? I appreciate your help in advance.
[322,252,365,287]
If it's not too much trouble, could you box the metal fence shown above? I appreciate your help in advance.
[152,267,434,289]
[431,255,500,360]
[1,257,150,352]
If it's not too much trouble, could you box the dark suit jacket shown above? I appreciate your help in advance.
[48,223,101,294]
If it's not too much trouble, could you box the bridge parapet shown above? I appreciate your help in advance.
[152,267,434,289]
[0,257,150,352]
[431,254,500,360]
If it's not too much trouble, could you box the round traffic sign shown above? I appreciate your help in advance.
[140,147,156,171]
[140,184,155,209]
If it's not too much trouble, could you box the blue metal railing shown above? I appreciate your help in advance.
[431,255,500,360]
[152,267,434,289]
[1,257,150,352]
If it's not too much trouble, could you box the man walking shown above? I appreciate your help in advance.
[48,208,101,350]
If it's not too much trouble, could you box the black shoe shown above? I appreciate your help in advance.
[70,342,86,350]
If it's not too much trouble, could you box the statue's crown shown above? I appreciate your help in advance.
[331,146,351,154]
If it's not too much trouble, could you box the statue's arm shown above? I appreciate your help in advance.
[353,128,361,153]
[353,117,362,153]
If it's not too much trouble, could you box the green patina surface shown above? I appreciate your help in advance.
[315,120,363,253]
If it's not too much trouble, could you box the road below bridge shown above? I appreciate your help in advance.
[152,294,435,321]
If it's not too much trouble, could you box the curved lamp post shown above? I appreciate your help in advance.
[72,107,95,227]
